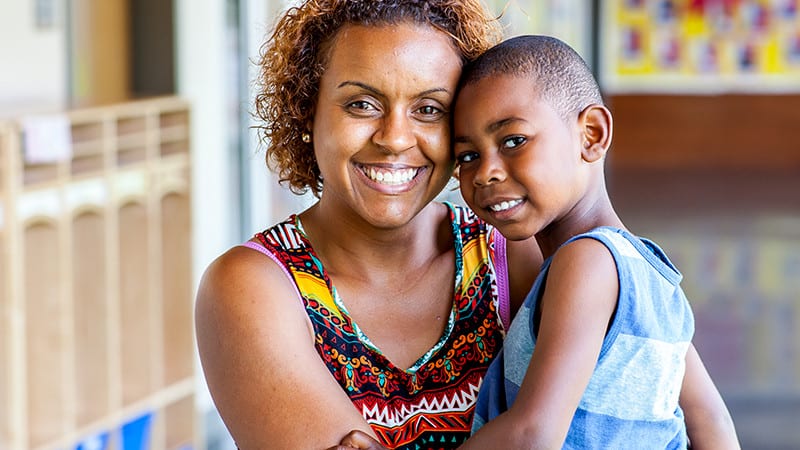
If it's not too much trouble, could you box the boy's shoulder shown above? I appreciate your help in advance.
[561,226,682,286]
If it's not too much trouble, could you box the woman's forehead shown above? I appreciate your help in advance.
[323,22,460,65]
[321,23,462,88]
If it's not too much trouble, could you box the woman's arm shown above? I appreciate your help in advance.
[195,246,376,449]
[680,343,741,449]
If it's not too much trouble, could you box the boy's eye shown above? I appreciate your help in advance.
[503,136,526,149]
[455,151,479,165]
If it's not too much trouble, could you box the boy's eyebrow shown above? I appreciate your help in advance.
[487,117,524,133]
[453,117,525,145]
[337,81,450,97]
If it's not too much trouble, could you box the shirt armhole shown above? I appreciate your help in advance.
[240,240,303,302]
[492,228,512,329]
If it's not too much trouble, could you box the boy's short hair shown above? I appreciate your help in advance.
[459,35,603,120]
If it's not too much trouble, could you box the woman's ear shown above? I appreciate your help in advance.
[578,104,613,163]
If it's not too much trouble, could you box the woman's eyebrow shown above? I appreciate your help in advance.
[337,80,381,94]
[337,81,451,98]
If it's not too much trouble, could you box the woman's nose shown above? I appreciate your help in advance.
[372,110,415,154]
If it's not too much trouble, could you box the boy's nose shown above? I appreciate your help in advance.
[473,154,506,186]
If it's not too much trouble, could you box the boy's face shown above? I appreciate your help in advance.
[453,74,587,241]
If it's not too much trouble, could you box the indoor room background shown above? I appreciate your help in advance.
[1,0,798,449]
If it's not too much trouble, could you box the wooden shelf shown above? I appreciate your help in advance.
[0,97,198,450]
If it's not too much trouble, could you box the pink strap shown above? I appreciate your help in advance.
[241,241,302,300]
[492,229,511,329]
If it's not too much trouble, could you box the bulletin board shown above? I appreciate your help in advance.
[600,0,800,93]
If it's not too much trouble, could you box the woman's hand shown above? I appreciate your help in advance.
[327,430,389,450]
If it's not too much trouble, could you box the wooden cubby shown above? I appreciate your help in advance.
[0,97,198,450]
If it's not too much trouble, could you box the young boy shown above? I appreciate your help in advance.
[451,35,738,449]
[331,35,739,450]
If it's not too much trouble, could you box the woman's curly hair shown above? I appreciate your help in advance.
[255,0,502,196]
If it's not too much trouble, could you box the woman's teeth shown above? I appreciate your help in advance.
[365,167,418,185]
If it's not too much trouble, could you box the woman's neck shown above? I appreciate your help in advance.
[298,201,452,280]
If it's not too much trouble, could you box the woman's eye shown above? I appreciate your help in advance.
[455,151,478,164]
[503,136,526,149]
[415,104,445,121]
[348,100,376,111]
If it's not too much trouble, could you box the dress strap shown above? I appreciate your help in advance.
[240,240,303,301]
[491,228,511,329]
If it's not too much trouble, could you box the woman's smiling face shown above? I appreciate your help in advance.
[311,22,463,228]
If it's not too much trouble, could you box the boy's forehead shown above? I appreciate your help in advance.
[457,74,542,108]
[453,74,556,137]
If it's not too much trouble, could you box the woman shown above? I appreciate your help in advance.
[195,1,734,449]
[196,2,533,448]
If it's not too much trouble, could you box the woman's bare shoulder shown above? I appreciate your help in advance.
[198,243,297,302]
[195,242,311,346]
[195,244,372,447]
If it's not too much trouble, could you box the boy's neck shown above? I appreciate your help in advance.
[535,193,624,260]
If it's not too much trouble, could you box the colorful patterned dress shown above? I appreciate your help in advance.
[253,203,507,449]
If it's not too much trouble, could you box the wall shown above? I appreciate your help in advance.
[70,0,131,106]
[609,94,800,172]
[0,0,68,114]
[130,0,175,97]
[607,93,800,449]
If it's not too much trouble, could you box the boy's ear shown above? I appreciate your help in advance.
[579,104,613,163]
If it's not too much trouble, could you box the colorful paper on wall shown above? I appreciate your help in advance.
[604,0,800,92]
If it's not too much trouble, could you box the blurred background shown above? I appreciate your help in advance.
[0,0,798,449]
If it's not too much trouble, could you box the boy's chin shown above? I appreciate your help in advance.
[490,223,537,242]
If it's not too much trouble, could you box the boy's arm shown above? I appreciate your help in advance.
[681,344,741,449]
[462,239,619,449]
